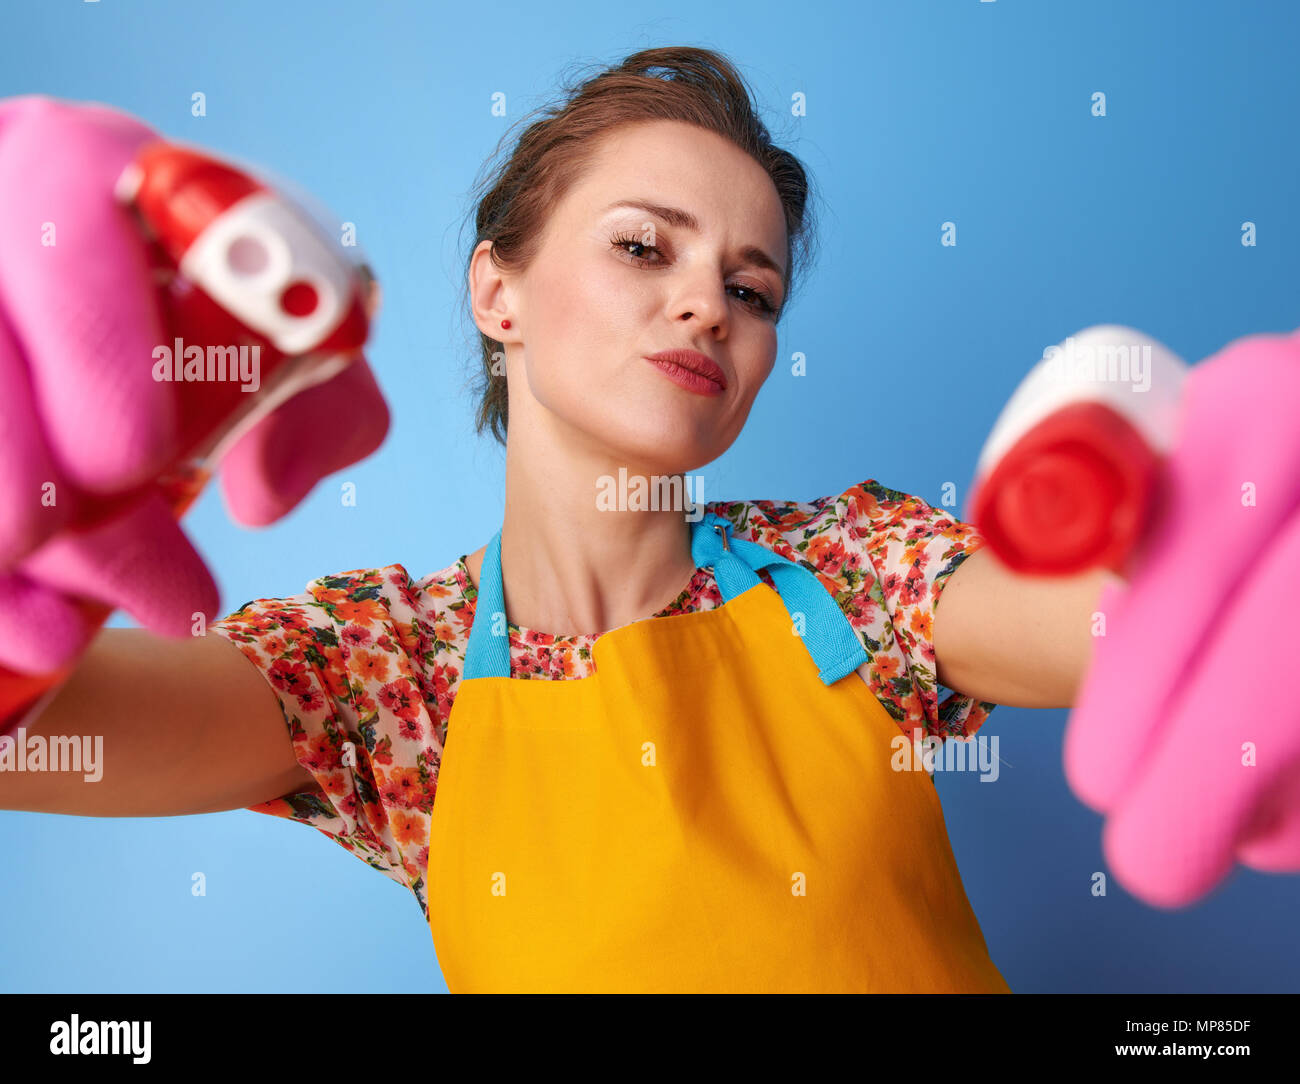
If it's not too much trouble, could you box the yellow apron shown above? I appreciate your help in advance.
[427,512,1011,993]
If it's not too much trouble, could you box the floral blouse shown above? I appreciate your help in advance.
[210,478,999,920]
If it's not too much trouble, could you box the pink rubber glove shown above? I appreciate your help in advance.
[1065,329,1300,907]
[0,95,389,674]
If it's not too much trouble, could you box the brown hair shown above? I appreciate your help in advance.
[458,46,820,446]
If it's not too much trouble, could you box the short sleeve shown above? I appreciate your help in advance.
[209,566,443,918]
[836,479,998,743]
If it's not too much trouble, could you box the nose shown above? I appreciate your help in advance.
[669,268,730,332]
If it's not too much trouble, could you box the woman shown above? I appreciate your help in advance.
[7,47,1107,993]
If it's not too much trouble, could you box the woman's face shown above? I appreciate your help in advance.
[473,119,789,473]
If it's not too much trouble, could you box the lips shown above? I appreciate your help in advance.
[643,349,727,390]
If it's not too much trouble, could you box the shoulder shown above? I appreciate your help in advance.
[213,558,478,716]
[706,477,979,588]
[219,560,471,637]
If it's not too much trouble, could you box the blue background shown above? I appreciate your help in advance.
[2,0,1297,993]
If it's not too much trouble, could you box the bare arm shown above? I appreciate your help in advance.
[0,628,318,817]
[932,547,1113,709]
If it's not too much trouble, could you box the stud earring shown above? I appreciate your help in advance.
[500,319,511,329]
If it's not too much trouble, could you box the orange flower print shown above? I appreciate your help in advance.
[875,654,901,681]
[424,579,454,600]
[378,766,424,809]
[805,533,848,577]
[324,665,351,702]
[319,769,351,798]
[301,732,336,775]
[350,649,391,684]
[814,569,842,599]
[452,604,474,633]
[846,484,880,517]
[334,599,380,624]
[390,808,426,847]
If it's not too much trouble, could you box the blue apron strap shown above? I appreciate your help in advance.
[465,528,510,679]
[690,512,868,685]
[466,513,870,685]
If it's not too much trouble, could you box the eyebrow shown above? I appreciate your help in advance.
[601,198,787,284]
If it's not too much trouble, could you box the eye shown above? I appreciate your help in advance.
[610,233,778,317]
[611,233,664,264]
[728,282,777,316]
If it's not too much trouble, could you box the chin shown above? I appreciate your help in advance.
[591,410,732,475]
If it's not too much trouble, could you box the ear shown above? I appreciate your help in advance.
[468,239,515,341]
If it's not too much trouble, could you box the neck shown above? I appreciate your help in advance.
[481,414,703,638]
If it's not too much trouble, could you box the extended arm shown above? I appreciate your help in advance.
[932,547,1111,709]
